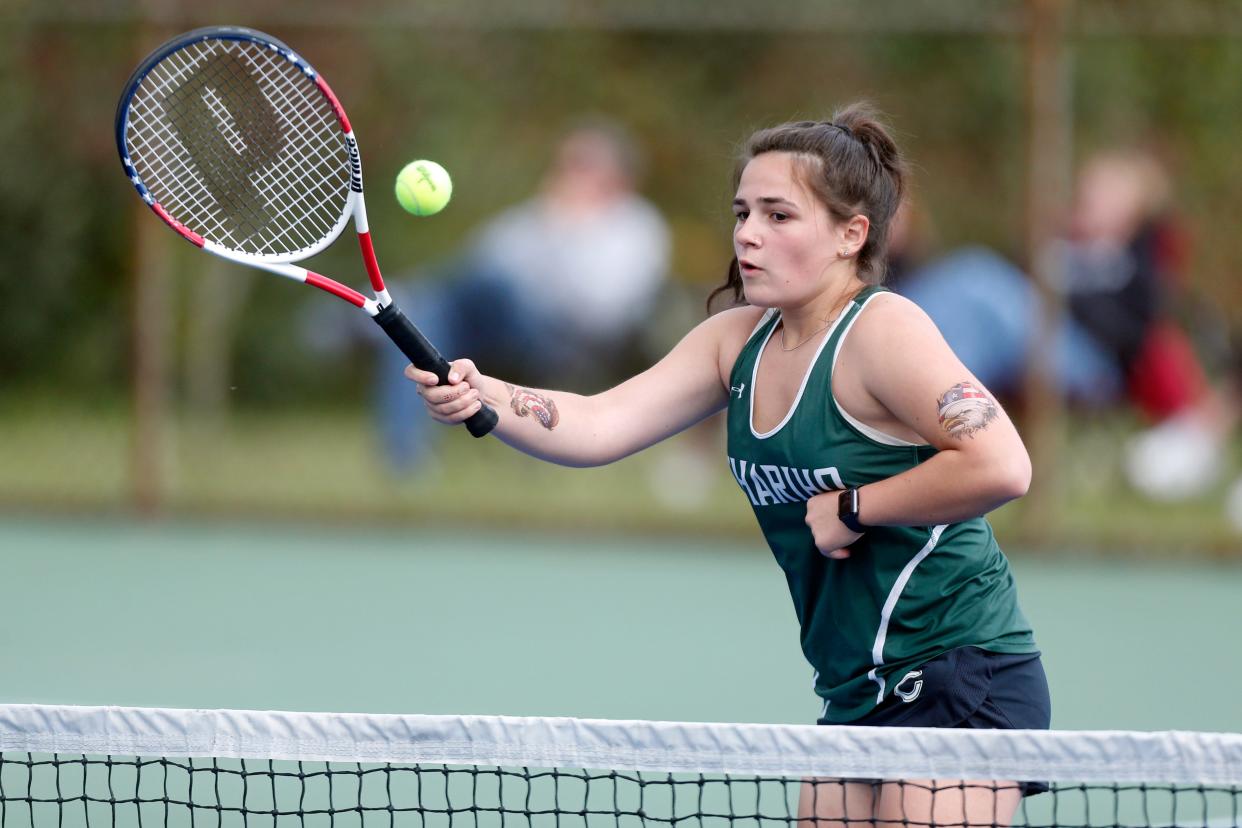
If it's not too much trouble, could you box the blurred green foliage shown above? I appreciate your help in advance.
[3,5,1242,544]
[7,8,1241,405]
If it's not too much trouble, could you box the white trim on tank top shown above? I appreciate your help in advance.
[866,523,948,702]
[748,307,848,440]
[830,292,928,448]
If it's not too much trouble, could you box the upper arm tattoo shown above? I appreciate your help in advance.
[937,381,997,439]
[504,382,560,430]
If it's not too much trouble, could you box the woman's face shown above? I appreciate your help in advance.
[732,152,848,309]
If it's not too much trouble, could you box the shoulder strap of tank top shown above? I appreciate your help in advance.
[747,307,779,341]
[822,285,887,349]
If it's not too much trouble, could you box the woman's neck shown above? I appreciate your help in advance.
[778,277,866,343]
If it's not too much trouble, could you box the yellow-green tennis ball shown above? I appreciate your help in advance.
[395,160,453,216]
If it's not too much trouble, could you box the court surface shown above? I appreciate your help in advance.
[1,516,1238,732]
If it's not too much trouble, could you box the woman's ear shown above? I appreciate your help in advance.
[839,214,870,257]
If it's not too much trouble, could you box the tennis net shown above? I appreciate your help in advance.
[1,703,1240,828]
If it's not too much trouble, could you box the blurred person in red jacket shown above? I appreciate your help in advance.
[889,149,1236,502]
[1073,151,1235,502]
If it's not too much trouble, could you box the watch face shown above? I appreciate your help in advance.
[838,487,858,517]
[837,487,865,532]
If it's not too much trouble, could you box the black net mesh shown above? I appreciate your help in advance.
[1,753,1239,828]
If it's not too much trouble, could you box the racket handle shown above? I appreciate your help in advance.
[373,303,499,438]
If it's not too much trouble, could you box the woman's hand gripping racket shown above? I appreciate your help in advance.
[115,26,498,437]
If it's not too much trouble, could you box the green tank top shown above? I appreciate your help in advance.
[725,285,1037,722]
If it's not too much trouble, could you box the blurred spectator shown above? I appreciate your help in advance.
[889,149,1236,501]
[379,119,672,471]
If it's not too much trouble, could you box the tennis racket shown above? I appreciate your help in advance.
[115,26,498,437]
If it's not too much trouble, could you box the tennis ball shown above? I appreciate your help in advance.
[395,160,452,217]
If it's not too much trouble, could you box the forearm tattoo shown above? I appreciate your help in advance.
[937,381,997,439]
[504,383,560,430]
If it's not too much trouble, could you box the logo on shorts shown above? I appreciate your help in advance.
[894,669,924,703]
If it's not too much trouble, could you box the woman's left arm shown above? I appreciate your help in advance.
[805,294,1031,557]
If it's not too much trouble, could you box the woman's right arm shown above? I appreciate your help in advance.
[407,306,763,468]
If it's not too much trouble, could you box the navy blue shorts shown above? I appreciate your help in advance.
[819,646,1052,794]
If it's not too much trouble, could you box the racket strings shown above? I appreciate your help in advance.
[166,49,288,240]
[126,37,349,258]
[225,51,341,243]
[130,44,280,245]
[130,49,238,233]
[240,56,349,253]
[177,41,345,252]
[129,47,284,249]
[153,40,346,251]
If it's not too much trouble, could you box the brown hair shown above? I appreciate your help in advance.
[707,102,906,312]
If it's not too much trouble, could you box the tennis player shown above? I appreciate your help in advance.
[409,103,1048,825]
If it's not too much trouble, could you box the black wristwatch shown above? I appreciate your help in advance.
[837,487,867,533]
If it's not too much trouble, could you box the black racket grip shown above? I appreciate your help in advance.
[373,303,499,438]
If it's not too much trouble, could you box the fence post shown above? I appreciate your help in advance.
[1021,0,1073,538]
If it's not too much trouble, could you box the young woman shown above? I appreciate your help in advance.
[408,104,1050,825]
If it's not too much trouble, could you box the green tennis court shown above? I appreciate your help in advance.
[3,517,1239,733]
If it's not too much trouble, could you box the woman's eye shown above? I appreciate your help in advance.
[734,211,749,222]
[771,212,789,222]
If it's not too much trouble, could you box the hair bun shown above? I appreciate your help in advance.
[832,103,904,199]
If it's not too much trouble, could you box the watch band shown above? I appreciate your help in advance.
[837,487,867,533]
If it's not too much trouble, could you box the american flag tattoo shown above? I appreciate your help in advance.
[937,381,997,439]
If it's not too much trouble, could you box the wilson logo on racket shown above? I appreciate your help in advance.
[346,135,363,193]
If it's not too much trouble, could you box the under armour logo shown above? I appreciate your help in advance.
[731,383,746,399]
[894,669,924,703]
